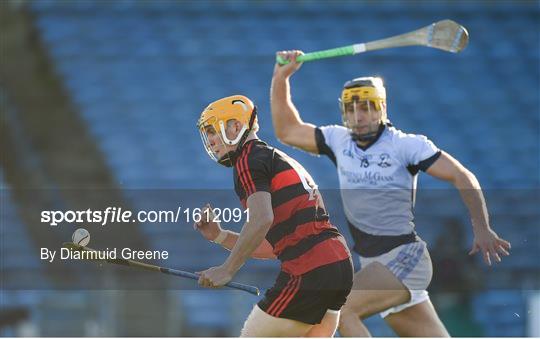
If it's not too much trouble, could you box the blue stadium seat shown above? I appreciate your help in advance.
[472,290,527,336]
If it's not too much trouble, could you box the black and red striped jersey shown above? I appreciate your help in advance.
[233,139,350,276]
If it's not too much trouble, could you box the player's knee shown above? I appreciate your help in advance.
[240,325,259,338]
[341,300,371,320]
[339,306,359,327]
[240,317,255,336]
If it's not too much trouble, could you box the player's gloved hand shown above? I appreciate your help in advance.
[273,50,304,78]
[193,203,222,242]
[469,227,511,266]
[197,264,233,288]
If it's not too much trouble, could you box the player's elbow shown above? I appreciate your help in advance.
[246,192,274,231]
[275,127,293,145]
[276,126,304,148]
[276,134,294,147]
[252,210,274,233]
[453,166,479,188]
[259,213,274,229]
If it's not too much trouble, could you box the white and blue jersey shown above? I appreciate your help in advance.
[315,124,441,256]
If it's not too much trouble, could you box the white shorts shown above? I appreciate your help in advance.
[358,240,433,318]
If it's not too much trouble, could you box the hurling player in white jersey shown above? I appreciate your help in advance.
[270,51,511,337]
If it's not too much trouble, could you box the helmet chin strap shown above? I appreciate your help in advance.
[216,107,258,168]
[217,151,236,167]
[351,123,385,144]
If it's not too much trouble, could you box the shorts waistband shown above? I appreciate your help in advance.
[347,221,418,257]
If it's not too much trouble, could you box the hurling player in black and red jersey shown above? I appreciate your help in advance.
[194,95,353,337]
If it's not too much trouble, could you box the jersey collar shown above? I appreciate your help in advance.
[231,138,260,165]
[355,123,387,151]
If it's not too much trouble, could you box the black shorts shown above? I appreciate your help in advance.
[258,258,353,325]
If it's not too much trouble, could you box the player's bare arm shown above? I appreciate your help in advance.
[194,203,276,259]
[426,151,511,265]
[271,50,318,154]
[198,192,274,288]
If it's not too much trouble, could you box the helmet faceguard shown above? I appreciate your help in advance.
[339,77,387,143]
[197,95,257,167]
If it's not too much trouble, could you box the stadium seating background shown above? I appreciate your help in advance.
[1,0,539,336]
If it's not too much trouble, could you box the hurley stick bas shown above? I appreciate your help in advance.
[276,19,469,64]
[63,242,260,295]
